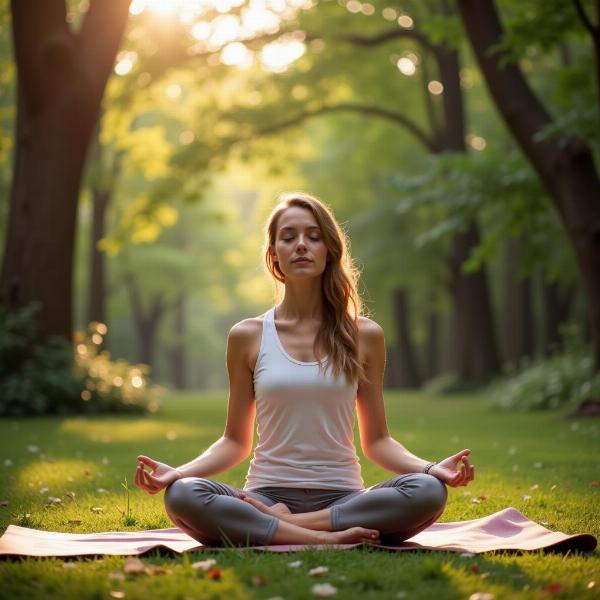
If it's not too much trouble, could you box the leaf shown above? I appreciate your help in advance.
[543,582,565,595]
[312,583,338,597]
[309,566,329,576]
[191,558,217,571]
[251,574,267,586]
[207,567,222,580]
[124,558,146,575]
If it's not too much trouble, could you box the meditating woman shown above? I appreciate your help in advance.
[134,192,475,547]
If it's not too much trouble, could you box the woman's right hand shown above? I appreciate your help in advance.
[135,455,181,494]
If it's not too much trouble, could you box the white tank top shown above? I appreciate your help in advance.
[244,307,364,490]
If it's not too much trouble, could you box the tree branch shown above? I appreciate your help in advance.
[256,103,437,151]
[573,0,599,38]
[334,28,436,54]
[456,0,559,181]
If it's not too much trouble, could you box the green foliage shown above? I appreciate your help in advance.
[488,325,600,411]
[0,304,161,417]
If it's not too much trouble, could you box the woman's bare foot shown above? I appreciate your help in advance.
[324,527,381,545]
[240,494,293,520]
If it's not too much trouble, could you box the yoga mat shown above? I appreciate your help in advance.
[0,508,595,558]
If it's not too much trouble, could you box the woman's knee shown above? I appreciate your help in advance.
[164,477,212,514]
[416,474,448,513]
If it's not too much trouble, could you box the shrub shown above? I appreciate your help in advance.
[0,303,161,416]
[488,326,600,411]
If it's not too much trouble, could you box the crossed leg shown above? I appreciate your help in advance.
[242,473,448,544]
[163,477,380,546]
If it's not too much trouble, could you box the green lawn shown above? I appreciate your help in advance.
[0,391,598,599]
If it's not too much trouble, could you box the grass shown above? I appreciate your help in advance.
[0,390,598,600]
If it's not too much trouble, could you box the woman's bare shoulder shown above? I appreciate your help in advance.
[357,315,385,341]
[229,316,264,342]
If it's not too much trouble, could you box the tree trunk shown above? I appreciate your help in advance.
[88,186,110,328]
[0,0,131,341]
[458,0,600,373]
[542,278,574,355]
[170,293,187,389]
[448,222,501,382]
[424,308,440,380]
[434,37,501,383]
[391,288,422,388]
[384,344,401,388]
[503,236,533,366]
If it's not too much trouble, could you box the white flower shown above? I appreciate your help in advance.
[191,558,217,571]
[312,583,337,597]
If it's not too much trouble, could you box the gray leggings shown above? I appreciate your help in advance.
[164,473,447,546]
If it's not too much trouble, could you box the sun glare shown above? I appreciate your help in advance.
[128,0,313,72]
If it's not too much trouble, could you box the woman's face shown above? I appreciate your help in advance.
[272,206,329,280]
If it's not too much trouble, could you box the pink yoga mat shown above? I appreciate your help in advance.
[0,508,595,557]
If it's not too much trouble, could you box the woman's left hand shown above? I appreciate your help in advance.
[429,449,475,488]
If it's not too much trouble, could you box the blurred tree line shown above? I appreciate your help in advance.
[0,0,598,406]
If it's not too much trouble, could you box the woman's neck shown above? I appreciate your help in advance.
[278,280,324,321]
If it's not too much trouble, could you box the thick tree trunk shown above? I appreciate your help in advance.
[458,0,600,373]
[384,344,401,388]
[424,308,440,380]
[391,288,422,388]
[170,293,187,389]
[448,222,501,382]
[88,186,110,328]
[435,38,501,383]
[542,278,574,355]
[503,237,533,366]
[0,0,131,341]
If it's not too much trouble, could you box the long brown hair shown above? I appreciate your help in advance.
[263,192,364,384]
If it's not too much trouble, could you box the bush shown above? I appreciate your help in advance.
[488,326,600,411]
[0,304,162,417]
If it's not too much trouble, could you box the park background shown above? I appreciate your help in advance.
[0,1,599,599]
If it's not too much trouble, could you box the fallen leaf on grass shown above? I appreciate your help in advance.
[0,500,8,507]
[589,481,598,488]
[4,459,13,467]
[39,487,49,494]
[544,582,565,595]
[90,507,103,513]
[251,574,267,586]
[62,562,76,569]
[68,519,82,525]
[470,564,480,574]
[124,558,146,575]
[471,495,487,504]
[109,592,125,599]
[207,567,222,580]
[144,566,172,575]
[522,495,531,501]
[309,566,329,576]
[191,559,217,571]
[47,497,62,505]
[468,594,494,600]
[288,560,302,568]
[66,491,76,499]
[312,583,338,597]
[588,581,596,589]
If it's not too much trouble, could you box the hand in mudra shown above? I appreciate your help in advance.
[135,455,181,494]
[430,449,475,488]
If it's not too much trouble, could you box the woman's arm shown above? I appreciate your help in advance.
[173,320,257,478]
[135,320,258,493]
[356,318,474,487]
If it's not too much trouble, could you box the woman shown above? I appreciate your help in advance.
[135,192,475,547]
